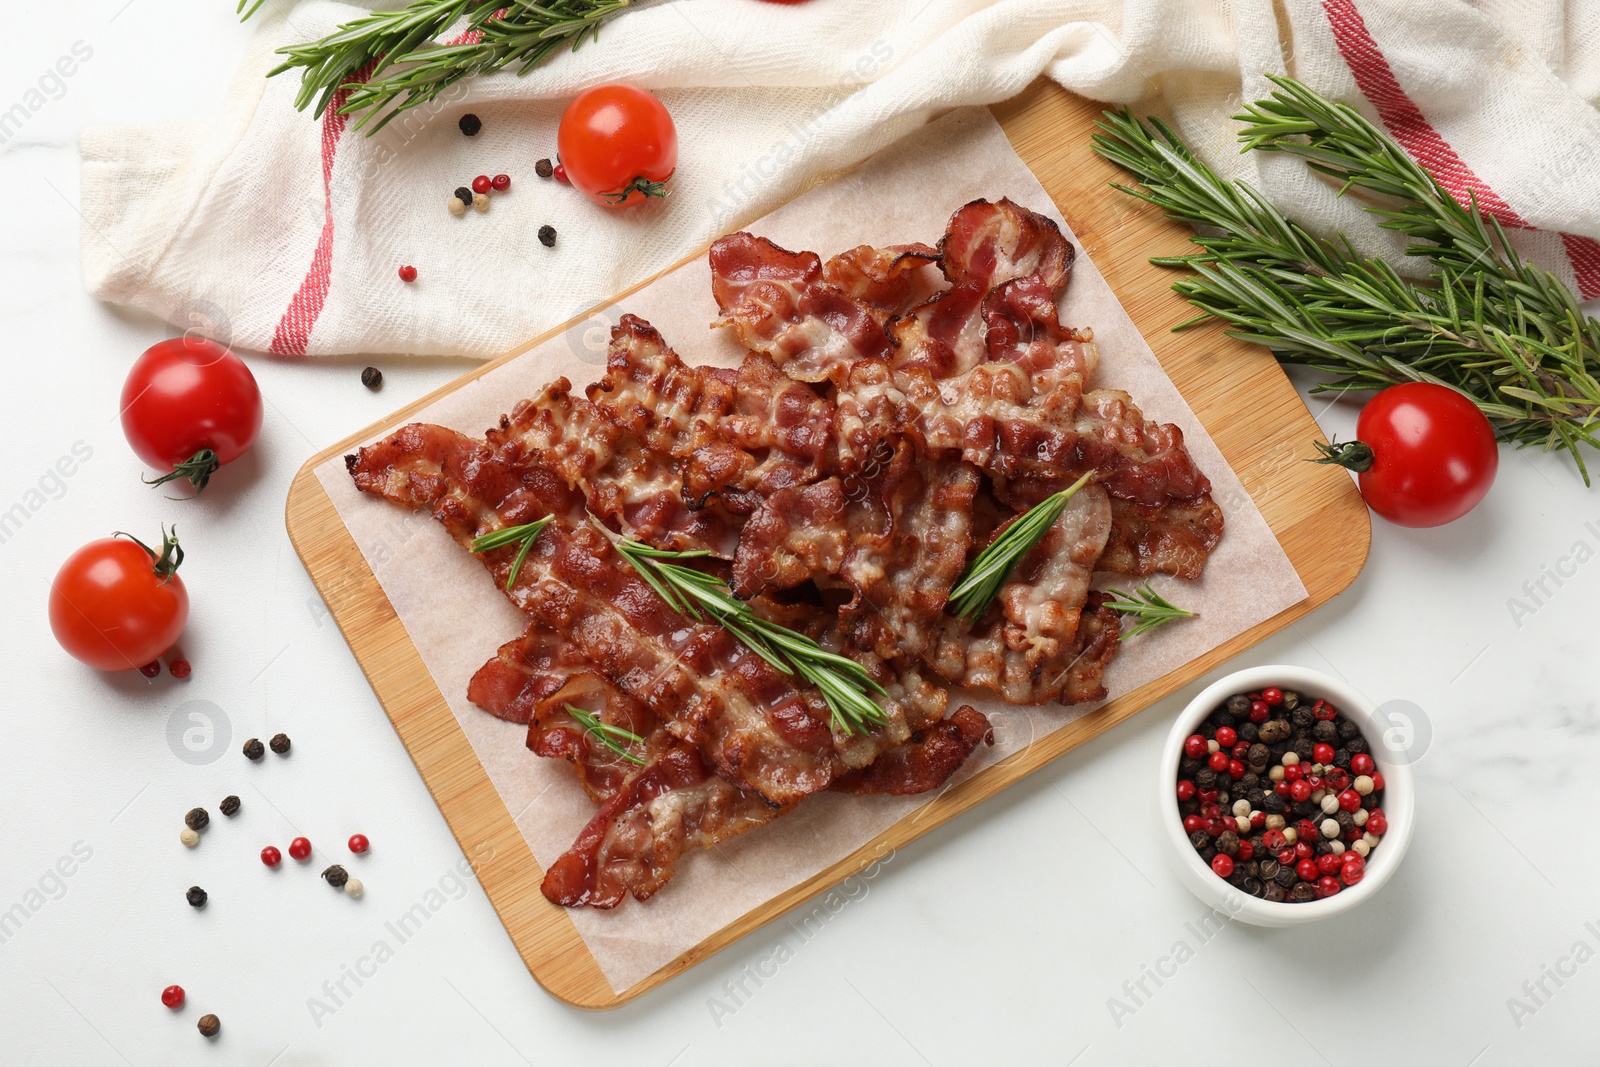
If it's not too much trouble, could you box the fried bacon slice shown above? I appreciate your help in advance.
[831,705,993,795]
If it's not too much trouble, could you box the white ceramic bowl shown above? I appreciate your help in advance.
[1158,664,1414,927]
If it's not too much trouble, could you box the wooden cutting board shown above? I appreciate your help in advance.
[285,79,1370,1009]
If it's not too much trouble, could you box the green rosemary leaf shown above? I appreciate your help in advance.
[604,528,887,735]
[1092,76,1600,483]
[469,517,553,590]
[948,470,1095,623]
[564,704,646,765]
[1102,583,1196,640]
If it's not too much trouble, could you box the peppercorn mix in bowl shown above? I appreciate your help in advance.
[1158,665,1414,927]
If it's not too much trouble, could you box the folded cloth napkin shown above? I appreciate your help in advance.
[80,0,1600,359]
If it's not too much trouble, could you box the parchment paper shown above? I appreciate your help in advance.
[313,108,1307,993]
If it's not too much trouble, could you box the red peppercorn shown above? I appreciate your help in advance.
[1296,858,1319,881]
[471,175,492,194]
[1201,803,1221,818]
[1366,814,1388,835]
[1183,814,1204,833]
[1207,816,1231,838]
[1215,726,1237,747]
[553,162,568,184]
[289,837,312,861]
[491,174,510,191]
[260,846,282,867]
[1261,687,1284,706]
[1231,741,1252,761]
[398,264,418,283]
[1197,788,1219,804]
[1208,751,1229,772]
[1226,760,1245,781]
[1338,789,1362,813]
[1304,775,1323,792]
[1296,820,1320,842]
[1262,829,1286,851]
[1248,702,1270,723]
[1274,780,1290,796]
[1313,743,1335,764]
[1235,841,1254,862]
[1324,768,1350,791]
[1277,847,1296,865]
[1294,841,1314,861]
[139,661,161,678]
[1211,854,1234,878]
[1316,853,1341,875]
[1317,875,1341,897]
[1350,753,1376,776]
[1249,810,1265,830]
[1341,861,1364,886]
[1176,780,1196,802]
[1283,764,1303,783]
[348,833,370,853]
[1313,700,1337,721]
[162,985,185,1009]
[1371,772,1385,791]
[1184,734,1208,759]
[168,658,191,679]
[1289,779,1312,803]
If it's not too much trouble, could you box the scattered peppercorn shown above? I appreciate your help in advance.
[344,877,364,899]
[458,113,481,136]
[472,174,492,195]
[139,661,161,678]
[322,864,349,889]
[169,658,191,679]
[261,845,282,868]
[454,186,473,206]
[269,733,291,755]
[197,1014,220,1038]
[447,195,466,217]
[180,828,200,849]
[538,225,556,247]
[1177,686,1387,904]
[362,366,383,391]
[472,192,490,213]
[535,158,553,179]
[184,807,209,832]
[491,173,510,191]
[348,834,370,854]
[243,738,265,761]
[398,264,418,283]
[162,985,185,1009]
[553,162,568,184]
[289,837,312,861]
[220,795,240,817]
[186,885,207,908]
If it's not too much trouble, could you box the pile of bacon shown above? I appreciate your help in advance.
[348,199,1223,909]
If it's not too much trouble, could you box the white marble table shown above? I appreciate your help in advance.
[4,5,1595,1064]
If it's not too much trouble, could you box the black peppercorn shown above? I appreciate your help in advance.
[1274,865,1298,888]
[361,366,383,391]
[538,224,557,247]
[1261,792,1285,814]
[1312,720,1338,743]
[1264,882,1288,903]
[1289,882,1317,903]
[458,113,481,136]
[269,733,291,755]
[1179,800,1199,817]
[1243,876,1265,897]
[1216,830,1240,856]
[1338,718,1360,739]
[1281,690,1301,710]
[1346,735,1368,755]
[1237,721,1258,743]
[1292,738,1315,761]
[1291,706,1314,730]
[1247,742,1271,771]
[184,807,209,832]
[1362,792,1380,810]
[1257,720,1288,744]
[1199,845,1217,863]
[535,157,554,178]
[219,795,240,817]
[197,1014,221,1038]
[1258,858,1279,880]
[1195,767,1218,789]
[1214,710,1237,729]
[1189,830,1210,851]
[1227,868,1248,889]
[454,186,473,206]
[1246,788,1266,808]
[1179,756,1203,775]
[322,864,349,889]
[243,738,265,761]
[1226,694,1251,716]
[186,885,207,908]
[1335,810,1356,833]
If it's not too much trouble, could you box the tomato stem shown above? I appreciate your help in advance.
[603,176,670,204]
[145,448,221,494]
[1311,437,1376,473]
[115,526,185,583]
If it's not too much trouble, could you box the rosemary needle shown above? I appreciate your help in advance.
[948,471,1095,623]
[1102,583,1196,639]
[564,704,646,765]
[470,517,553,591]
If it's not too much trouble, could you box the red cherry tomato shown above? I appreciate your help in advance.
[121,337,263,493]
[556,84,677,208]
[49,528,188,671]
[1317,383,1497,527]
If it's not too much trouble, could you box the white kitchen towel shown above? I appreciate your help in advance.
[80,0,1600,359]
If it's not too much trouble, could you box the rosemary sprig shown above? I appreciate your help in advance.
[603,527,889,735]
[244,0,632,132]
[1102,583,1195,639]
[1092,75,1600,483]
[948,471,1094,623]
[470,517,553,590]
[564,703,646,765]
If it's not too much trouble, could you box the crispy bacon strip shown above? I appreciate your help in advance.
[831,705,993,795]
[821,242,939,311]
